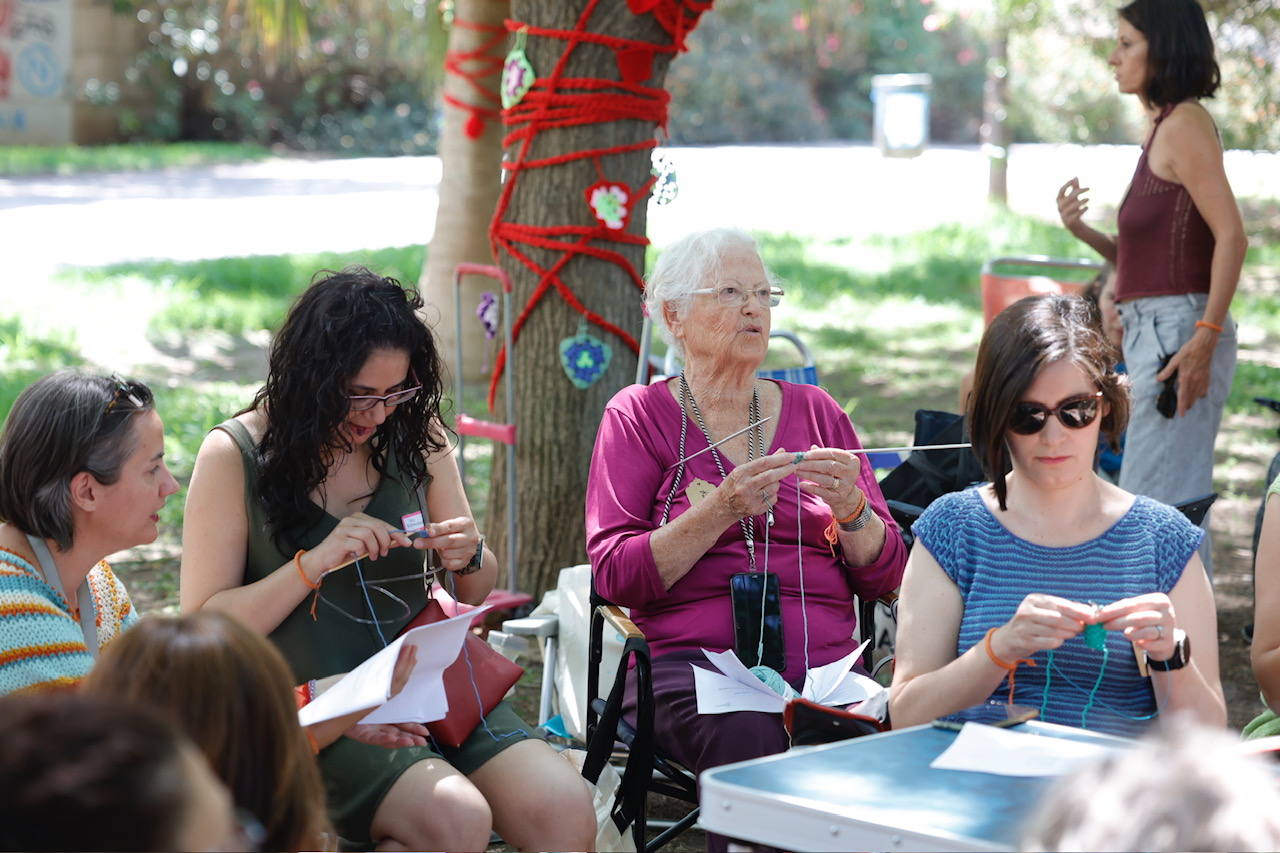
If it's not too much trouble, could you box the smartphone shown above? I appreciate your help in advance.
[1156,352,1178,419]
[729,572,785,672]
[932,702,1039,732]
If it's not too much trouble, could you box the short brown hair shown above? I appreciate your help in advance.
[0,371,154,549]
[85,611,331,852]
[0,692,192,851]
[967,294,1128,511]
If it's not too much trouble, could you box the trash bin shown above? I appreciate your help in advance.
[871,73,932,158]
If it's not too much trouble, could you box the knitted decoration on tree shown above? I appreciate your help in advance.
[585,180,632,231]
[651,150,678,205]
[559,321,612,388]
[501,27,536,109]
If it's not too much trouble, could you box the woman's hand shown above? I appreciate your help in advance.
[1097,593,1178,660]
[1157,329,1217,416]
[712,449,797,519]
[301,512,413,579]
[1056,178,1091,234]
[793,445,864,519]
[344,722,431,749]
[991,594,1095,661]
[414,516,482,573]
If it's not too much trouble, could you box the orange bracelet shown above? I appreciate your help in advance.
[984,627,1035,705]
[833,492,868,525]
[295,550,321,590]
[1195,319,1224,333]
[295,550,324,621]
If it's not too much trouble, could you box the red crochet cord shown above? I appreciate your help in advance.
[442,17,507,140]
[485,0,711,410]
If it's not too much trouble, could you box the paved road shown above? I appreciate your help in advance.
[3,142,1277,274]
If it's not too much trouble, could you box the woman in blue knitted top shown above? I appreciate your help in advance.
[890,294,1225,736]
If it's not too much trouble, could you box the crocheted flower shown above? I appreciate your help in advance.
[585,181,631,231]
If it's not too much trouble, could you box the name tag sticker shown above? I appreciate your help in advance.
[686,478,715,506]
[401,511,425,533]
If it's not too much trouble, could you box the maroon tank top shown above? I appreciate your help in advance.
[1114,104,1215,303]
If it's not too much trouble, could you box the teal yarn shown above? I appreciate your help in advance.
[749,665,796,700]
[1041,643,1115,730]
[1083,622,1107,651]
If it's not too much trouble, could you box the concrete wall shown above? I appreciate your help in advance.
[0,0,145,145]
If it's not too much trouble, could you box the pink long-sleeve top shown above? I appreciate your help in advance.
[585,380,907,679]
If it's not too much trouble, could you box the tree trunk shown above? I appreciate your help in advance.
[489,1,679,596]
[423,0,509,383]
[982,24,1009,205]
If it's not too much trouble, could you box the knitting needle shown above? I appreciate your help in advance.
[852,442,972,455]
[665,417,773,470]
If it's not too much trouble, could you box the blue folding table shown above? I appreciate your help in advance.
[698,721,1128,852]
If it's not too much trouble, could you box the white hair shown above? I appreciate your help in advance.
[1020,719,1280,852]
[644,228,776,358]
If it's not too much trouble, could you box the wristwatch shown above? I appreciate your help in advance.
[457,537,485,576]
[1145,628,1191,672]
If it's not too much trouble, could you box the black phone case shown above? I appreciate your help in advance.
[730,572,785,672]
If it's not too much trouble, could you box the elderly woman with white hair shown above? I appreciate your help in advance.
[585,228,906,851]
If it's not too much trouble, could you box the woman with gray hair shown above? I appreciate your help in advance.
[586,228,906,853]
[0,371,179,693]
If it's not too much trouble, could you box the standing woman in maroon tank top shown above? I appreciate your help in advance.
[1054,0,1246,575]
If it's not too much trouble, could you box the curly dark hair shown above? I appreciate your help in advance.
[967,294,1129,512]
[1120,0,1220,107]
[246,267,448,551]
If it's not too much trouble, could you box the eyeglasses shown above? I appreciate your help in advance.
[105,373,144,414]
[690,285,784,308]
[1009,391,1104,435]
[346,381,422,412]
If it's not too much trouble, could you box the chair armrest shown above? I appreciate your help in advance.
[502,614,559,640]
[598,604,643,641]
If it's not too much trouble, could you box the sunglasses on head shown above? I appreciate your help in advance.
[1009,391,1104,435]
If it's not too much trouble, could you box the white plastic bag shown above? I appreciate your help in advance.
[560,747,637,853]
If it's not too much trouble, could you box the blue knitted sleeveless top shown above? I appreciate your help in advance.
[912,487,1202,737]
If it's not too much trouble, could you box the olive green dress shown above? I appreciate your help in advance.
[216,420,534,846]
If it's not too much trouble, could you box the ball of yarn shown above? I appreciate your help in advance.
[749,665,796,700]
[1083,622,1107,651]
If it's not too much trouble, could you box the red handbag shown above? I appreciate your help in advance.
[397,590,524,748]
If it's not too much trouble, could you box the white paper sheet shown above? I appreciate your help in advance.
[297,605,486,727]
[929,722,1115,777]
[693,640,884,715]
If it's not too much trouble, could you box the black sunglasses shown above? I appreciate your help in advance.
[1009,391,1104,435]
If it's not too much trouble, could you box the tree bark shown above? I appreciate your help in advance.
[490,1,677,596]
[982,23,1010,205]
[423,0,509,382]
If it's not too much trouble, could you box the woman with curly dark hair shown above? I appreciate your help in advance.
[179,267,595,851]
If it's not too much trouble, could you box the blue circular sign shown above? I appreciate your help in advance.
[17,43,62,98]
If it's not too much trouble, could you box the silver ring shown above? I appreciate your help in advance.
[1155,624,1165,639]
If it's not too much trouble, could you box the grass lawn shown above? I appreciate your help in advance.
[2,211,1278,743]
[0,142,275,177]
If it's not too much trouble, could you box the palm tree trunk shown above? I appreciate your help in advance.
[423,0,509,383]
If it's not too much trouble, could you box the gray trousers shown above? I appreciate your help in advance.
[1117,293,1236,578]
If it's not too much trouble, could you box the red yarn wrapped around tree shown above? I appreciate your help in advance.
[485,0,711,410]
[442,17,507,140]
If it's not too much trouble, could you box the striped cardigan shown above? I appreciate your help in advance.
[0,547,137,694]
